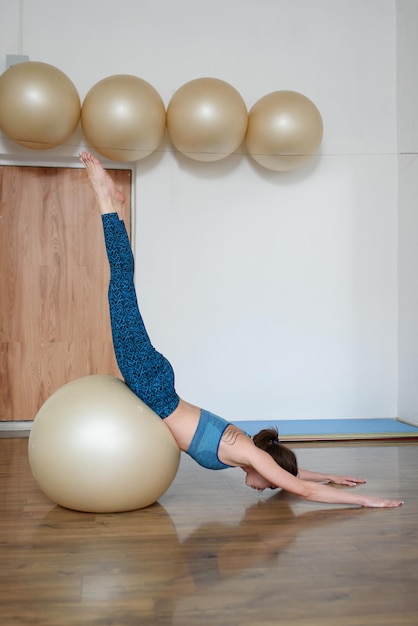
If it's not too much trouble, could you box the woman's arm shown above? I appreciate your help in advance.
[298,480,403,508]
[298,468,366,486]
[233,439,403,508]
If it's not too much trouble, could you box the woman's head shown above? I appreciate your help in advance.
[253,427,298,476]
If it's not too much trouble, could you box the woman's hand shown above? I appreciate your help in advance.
[298,469,366,486]
[360,496,404,508]
[327,474,367,487]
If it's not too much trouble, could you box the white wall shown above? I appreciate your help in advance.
[0,0,398,421]
[397,0,418,424]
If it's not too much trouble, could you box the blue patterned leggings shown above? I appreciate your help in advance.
[102,213,180,418]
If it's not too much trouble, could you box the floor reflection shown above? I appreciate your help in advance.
[23,494,373,624]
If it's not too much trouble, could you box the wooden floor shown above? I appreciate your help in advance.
[1,436,418,626]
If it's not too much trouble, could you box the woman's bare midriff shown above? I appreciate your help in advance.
[164,399,246,467]
[163,399,201,451]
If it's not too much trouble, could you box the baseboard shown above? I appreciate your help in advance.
[398,417,418,429]
[2,417,418,443]
[0,421,33,431]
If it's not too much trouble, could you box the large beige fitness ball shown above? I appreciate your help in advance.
[28,375,180,513]
[0,61,80,150]
[246,90,323,171]
[81,74,166,162]
[167,77,248,162]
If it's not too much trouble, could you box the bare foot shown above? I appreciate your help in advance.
[79,151,125,214]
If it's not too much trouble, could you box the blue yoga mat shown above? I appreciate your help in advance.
[234,418,418,441]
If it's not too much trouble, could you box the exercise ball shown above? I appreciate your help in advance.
[167,77,248,162]
[81,74,166,162]
[28,375,181,513]
[246,91,323,171]
[0,61,80,150]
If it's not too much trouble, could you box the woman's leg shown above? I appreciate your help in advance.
[102,213,179,418]
[80,152,179,418]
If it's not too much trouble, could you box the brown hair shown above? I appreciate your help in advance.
[253,427,298,476]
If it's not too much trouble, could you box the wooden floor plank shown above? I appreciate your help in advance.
[0,437,417,625]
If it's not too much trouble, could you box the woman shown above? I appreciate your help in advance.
[80,152,403,509]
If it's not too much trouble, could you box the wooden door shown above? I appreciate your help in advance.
[0,165,131,421]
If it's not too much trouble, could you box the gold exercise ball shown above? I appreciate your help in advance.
[0,61,80,150]
[246,90,323,171]
[81,74,166,162]
[28,375,181,513]
[167,77,248,162]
